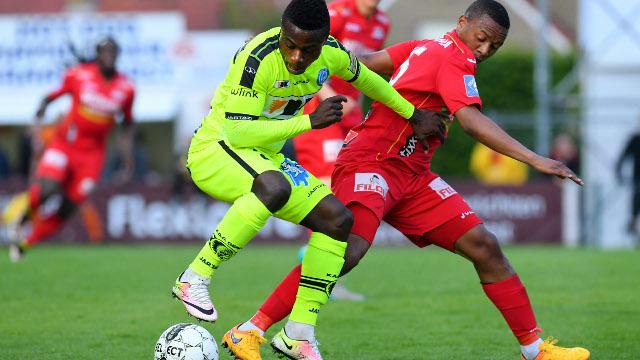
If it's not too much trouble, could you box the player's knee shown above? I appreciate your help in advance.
[326,206,353,241]
[469,230,504,264]
[252,171,292,212]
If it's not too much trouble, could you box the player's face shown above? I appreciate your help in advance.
[456,14,507,63]
[280,22,327,75]
[96,43,118,71]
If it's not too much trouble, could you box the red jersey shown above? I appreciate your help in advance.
[337,30,482,174]
[47,62,135,150]
[327,0,390,128]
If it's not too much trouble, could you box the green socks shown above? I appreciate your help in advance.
[290,232,347,325]
[189,192,272,278]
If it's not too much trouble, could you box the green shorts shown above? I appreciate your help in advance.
[186,140,332,224]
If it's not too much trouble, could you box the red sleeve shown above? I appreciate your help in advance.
[122,87,135,124]
[328,4,346,38]
[385,40,422,71]
[46,68,75,100]
[436,57,482,114]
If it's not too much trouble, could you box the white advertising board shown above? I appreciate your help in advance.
[0,12,186,124]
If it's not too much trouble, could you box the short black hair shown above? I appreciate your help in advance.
[465,0,510,30]
[282,0,330,35]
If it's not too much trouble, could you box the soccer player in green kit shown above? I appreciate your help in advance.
[171,0,444,358]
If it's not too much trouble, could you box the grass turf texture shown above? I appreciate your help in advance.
[1,245,638,359]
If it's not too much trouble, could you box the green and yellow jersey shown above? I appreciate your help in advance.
[191,27,415,155]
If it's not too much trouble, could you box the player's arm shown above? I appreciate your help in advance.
[358,50,395,76]
[359,40,422,77]
[35,69,74,121]
[456,106,583,185]
[223,58,344,148]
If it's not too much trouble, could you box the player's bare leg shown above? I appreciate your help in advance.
[455,224,589,360]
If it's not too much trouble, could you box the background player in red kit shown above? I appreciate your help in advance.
[293,0,390,183]
[223,1,590,360]
[8,38,135,262]
[291,0,391,302]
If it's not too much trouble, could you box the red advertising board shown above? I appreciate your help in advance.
[0,180,562,245]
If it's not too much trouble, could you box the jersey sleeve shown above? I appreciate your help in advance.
[222,46,311,148]
[46,68,75,100]
[386,40,422,71]
[436,57,482,115]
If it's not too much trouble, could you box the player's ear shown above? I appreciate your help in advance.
[456,15,467,31]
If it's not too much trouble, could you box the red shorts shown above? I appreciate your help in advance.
[331,162,483,251]
[35,141,105,204]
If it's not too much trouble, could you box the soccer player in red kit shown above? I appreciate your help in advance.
[293,0,390,183]
[8,38,135,262]
[222,1,590,360]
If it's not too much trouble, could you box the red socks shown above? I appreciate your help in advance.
[255,264,301,331]
[482,274,541,345]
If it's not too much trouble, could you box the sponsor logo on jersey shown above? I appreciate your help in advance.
[467,58,477,64]
[460,211,475,219]
[273,80,290,88]
[436,37,453,48]
[464,75,479,97]
[428,177,457,200]
[354,172,389,198]
[280,158,310,186]
[244,66,257,74]
[398,134,418,157]
[345,22,361,32]
[317,67,329,85]
[263,94,315,119]
[372,26,385,40]
[225,112,258,120]
[322,139,343,162]
[293,79,309,85]
[344,129,359,145]
[230,87,259,98]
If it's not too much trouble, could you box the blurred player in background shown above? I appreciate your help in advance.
[6,37,135,262]
[226,1,591,359]
[293,0,391,302]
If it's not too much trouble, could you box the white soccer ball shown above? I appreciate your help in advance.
[154,323,218,360]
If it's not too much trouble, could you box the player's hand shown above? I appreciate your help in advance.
[532,156,584,185]
[408,108,448,151]
[309,95,347,129]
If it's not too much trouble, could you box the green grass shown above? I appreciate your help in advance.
[1,244,638,359]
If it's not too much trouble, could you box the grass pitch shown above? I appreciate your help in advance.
[1,244,638,359]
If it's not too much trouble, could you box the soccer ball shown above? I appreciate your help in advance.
[154,323,218,360]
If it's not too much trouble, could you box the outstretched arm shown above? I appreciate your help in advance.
[456,105,583,185]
